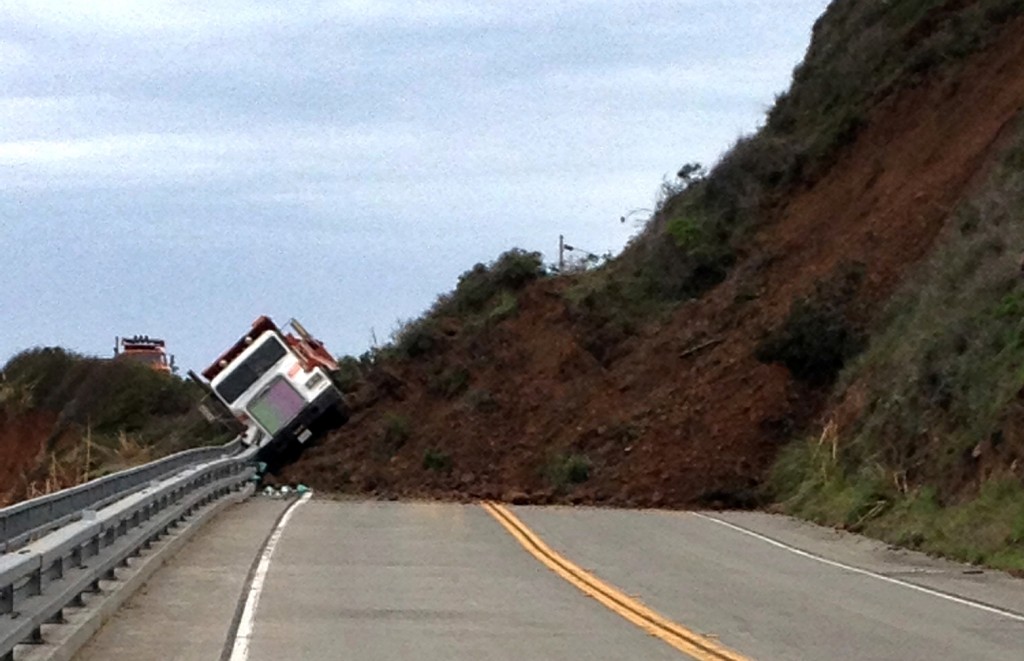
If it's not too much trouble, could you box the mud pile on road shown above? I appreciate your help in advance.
[282,3,1024,509]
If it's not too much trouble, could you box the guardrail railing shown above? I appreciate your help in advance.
[0,447,256,661]
[0,437,244,553]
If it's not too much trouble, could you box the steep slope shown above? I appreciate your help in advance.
[283,2,1024,519]
[0,348,228,506]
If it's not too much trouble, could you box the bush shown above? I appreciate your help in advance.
[756,270,866,385]
[565,273,666,366]
[545,453,592,489]
[330,356,364,394]
[442,248,545,316]
[392,318,443,359]
[486,291,518,324]
[377,413,411,458]
[422,448,453,472]
[756,299,865,384]
[2,348,201,434]
[428,366,470,399]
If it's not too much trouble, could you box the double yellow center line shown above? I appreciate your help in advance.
[481,502,750,661]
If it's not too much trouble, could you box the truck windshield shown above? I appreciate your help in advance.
[215,338,287,404]
[248,377,305,435]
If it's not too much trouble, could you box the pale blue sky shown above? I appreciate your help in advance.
[1,0,831,372]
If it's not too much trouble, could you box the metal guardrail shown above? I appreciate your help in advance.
[0,438,244,553]
[0,447,256,661]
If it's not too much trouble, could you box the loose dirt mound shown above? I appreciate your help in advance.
[283,18,1024,507]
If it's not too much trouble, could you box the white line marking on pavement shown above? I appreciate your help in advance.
[229,493,312,661]
[692,513,1024,624]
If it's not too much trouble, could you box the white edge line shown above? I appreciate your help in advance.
[229,493,312,661]
[691,512,1024,624]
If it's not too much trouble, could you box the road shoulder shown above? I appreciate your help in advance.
[72,498,288,661]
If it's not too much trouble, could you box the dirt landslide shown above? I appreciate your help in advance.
[282,19,1024,508]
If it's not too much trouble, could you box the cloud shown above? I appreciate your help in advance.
[0,0,832,367]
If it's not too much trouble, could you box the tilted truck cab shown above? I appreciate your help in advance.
[200,316,347,462]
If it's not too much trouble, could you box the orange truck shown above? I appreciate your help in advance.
[114,336,173,373]
[193,316,348,462]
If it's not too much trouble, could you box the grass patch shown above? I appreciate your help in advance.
[486,291,519,324]
[831,122,1024,484]
[772,438,1024,571]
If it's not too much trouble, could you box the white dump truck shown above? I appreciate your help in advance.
[196,316,347,462]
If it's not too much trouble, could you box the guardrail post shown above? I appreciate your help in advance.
[46,608,67,624]
[0,584,12,615]
[40,555,63,593]
[27,567,42,599]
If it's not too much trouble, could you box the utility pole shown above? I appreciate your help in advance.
[559,234,565,273]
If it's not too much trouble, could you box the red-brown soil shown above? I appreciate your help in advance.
[285,20,1024,507]
[0,410,78,506]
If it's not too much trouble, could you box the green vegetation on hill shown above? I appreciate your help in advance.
[543,0,1024,371]
[316,0,1024,571]
[618,0,1024,304]
[770,117,1024,571]
[1,347,229,475]
[387,248,546,361]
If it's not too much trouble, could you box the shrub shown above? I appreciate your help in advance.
[565,272,668,366]
[2,348,201,434]
[422,448,453,472]
[377,413,411,457]
[392,318,443,359]
[428,367,470,399]
[756,269,866,385]
[443,249,545,316]
[490,248,547,289]
[486,291,518,324]
[545,453,592,489]
[330,356,364,394]
[756,299,865,384]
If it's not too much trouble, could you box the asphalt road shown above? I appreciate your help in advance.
[73,498,290,661]
[73,499,1024,660]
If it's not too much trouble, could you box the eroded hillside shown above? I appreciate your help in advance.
[283,0,1024,536]
[0,348,227,506]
